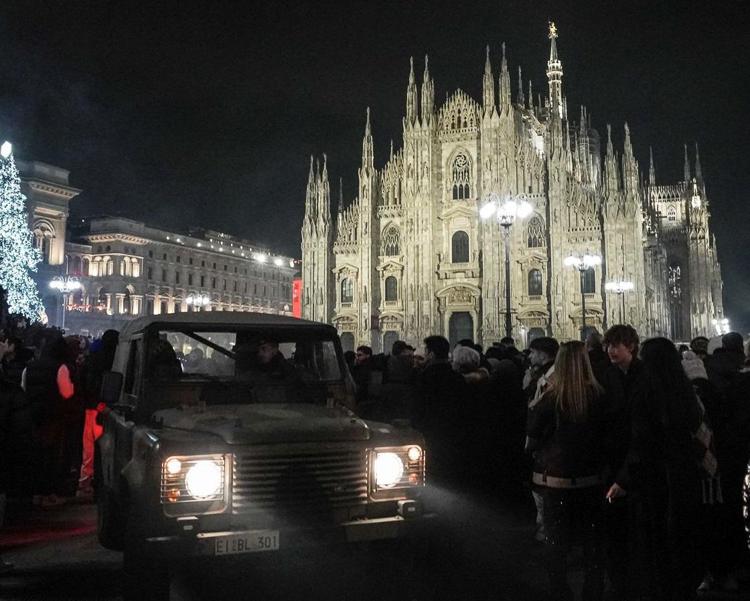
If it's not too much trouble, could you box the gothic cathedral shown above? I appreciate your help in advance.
[301,24,724,351]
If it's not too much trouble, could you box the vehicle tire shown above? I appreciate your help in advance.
[97,487,125,550]
[122,512,170,601]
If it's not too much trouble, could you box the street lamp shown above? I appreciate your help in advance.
[712,317,730,335]
[605,280,634,325]
[49,276,82,331]
[564,252,602,340]
[186,294,211,311]
[480,193,533,338]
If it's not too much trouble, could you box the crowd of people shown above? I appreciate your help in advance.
[347,327,750,600]
[1,319,749,598]
[0,323,119,571]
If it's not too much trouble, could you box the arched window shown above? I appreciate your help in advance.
[384,276,398,302]
[528,269,543,296]
[451,231,470,263]
[667,206,677,222]
[450,152,471,200]
[341,278,353,304]
[382,226,400,256]
[582,267,596,294]
[527,216,545,248]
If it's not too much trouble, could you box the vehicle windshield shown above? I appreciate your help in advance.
[146,329,343,406]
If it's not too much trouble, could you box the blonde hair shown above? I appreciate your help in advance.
[548,340,603,421]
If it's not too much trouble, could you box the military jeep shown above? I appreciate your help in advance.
[96,312,428,600]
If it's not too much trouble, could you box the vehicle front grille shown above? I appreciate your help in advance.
[232,446,368,516]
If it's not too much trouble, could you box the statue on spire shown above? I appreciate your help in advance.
[549,21,558,39]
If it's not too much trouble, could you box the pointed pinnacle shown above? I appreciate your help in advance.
[423,54,430,79]
[485,45,491,72]
[338,177,343,213]
[322,153,328,176]
[365,107,371,132]
[409,56,415,82]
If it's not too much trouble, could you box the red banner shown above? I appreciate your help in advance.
[292,278,302,318]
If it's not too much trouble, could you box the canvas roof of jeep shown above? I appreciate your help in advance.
[118,312,336,339]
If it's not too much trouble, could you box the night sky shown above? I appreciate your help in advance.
[1,1,748,332]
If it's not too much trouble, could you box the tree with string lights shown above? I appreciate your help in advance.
[0,141,44,324]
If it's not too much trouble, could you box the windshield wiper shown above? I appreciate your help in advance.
[185,332,236,359]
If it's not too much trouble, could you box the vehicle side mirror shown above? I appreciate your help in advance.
[101,371,124,406]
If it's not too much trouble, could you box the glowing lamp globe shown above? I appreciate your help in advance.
[1,141,12,158]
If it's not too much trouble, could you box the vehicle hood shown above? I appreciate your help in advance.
[153,403,372,444]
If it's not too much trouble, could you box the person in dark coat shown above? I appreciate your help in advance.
[682,351,743,593]
[585,331,609,385]
[381,341,416,421]
[23,335,75,507]
[0,338,34,502]
[622,338,703,600]
[600,324,645,601]
[351,345,373,407]
[411,335,466,486]
[526,340,608,601]
[705,332,745,395]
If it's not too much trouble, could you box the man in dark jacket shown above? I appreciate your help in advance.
[600,324,645,601]
[411,335,466,486]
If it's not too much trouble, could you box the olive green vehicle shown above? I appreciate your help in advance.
[95,313,428,601]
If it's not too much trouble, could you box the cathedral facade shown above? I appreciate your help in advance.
[301,25,724,352]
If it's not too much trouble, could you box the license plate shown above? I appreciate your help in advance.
[213,530,280,555]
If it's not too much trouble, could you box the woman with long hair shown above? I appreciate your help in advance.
[526,340,607,601]
[625,337,703,600]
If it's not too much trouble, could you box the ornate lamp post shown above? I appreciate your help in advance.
[564,252,602,340]
[186,294,211,311]
[605,280,634,325]
[480,193,533,339]
[49,276,82,331]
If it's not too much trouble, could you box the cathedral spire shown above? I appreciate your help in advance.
[683,143,691,182]
[482,45,496,116]
[421,55,434,122]
[604,124,621,194]
[648,146,656,185]
[389,139,394,161]
[694,142,703,182]
[517,65,525,106]
[499,42,511,109]
[317,153,331,226]
[622,123,639,194]
[546,21,564,119]
[362,107,374,170]
[304,154,317,223]
[528,80,533,111]
[337,177,343,215]
[406,56,418,126]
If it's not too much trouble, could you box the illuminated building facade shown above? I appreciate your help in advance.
[63,216,297,336]
[301,24,724,350]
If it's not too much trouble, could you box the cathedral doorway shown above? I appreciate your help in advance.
[448,312,473,348]
[382,331,399,355]
[340,332,354,353]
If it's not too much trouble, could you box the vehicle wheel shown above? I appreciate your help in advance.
[122,514,170,601]
[97,487,125,550]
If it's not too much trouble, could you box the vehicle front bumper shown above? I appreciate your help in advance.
[142,513,434,559]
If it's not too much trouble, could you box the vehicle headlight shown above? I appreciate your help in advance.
[374,452,404,489]
[161,454,228,515]
[185,460,223,499]
[370,446,425,498]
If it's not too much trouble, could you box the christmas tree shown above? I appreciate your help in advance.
[0,141,44,322]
